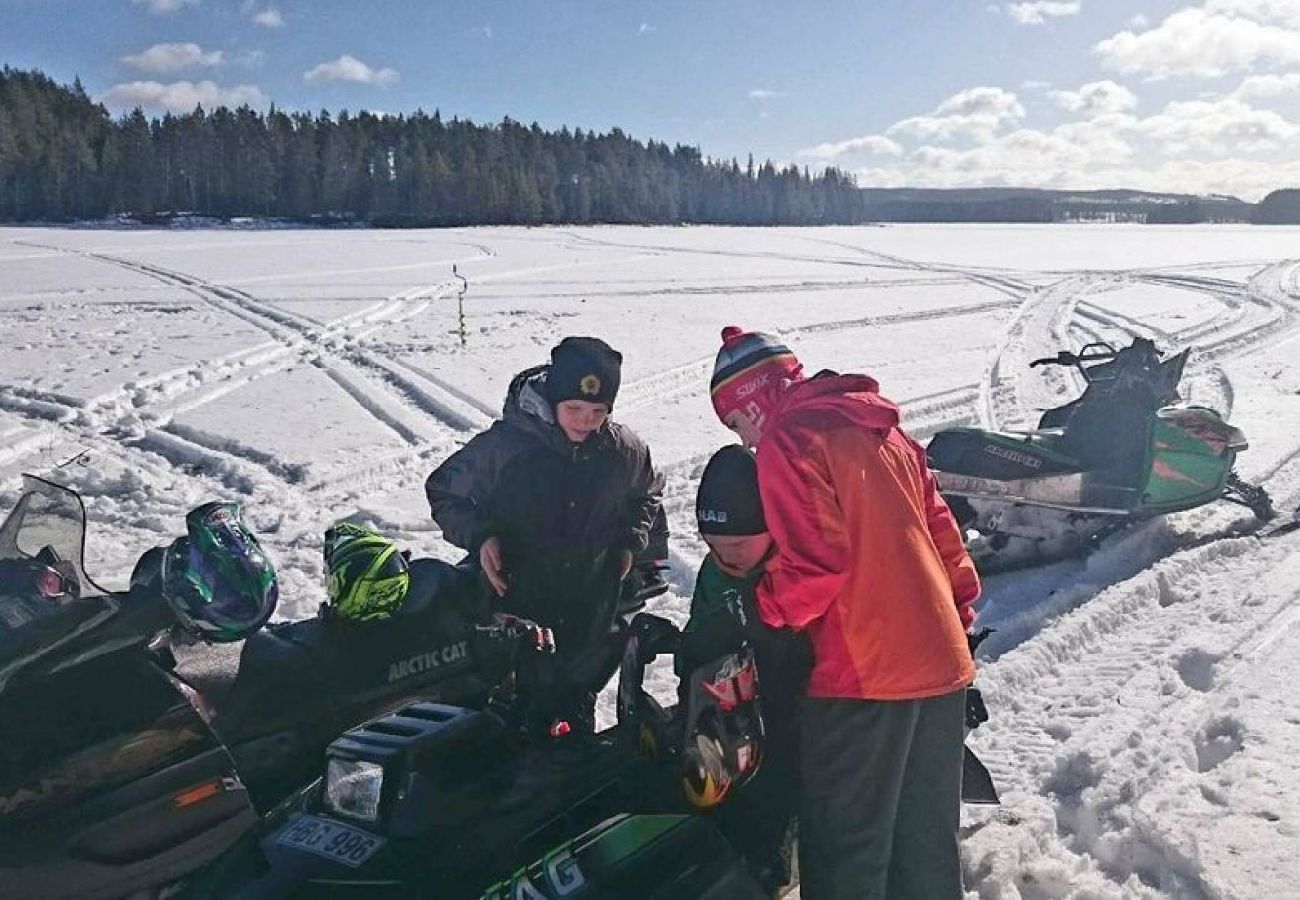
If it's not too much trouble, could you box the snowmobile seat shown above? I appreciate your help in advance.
[927,428,1084,481]
[186,557,500,749]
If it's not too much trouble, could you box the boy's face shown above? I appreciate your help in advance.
[704,532,773,576]
[555,399,609,443]
[722,409,764,450]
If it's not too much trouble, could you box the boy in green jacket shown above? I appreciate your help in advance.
[676,445,811,895]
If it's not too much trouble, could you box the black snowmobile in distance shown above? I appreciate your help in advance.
[927,338,1275,572]
[0,475,629,900]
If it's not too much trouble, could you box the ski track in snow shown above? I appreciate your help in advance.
[4,228,1300,899]
[3,240,481,493]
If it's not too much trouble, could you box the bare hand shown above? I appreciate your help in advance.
[479,536,508,597]
[616,549,634,581]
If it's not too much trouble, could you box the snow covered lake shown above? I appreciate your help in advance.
[3,223,1299,898]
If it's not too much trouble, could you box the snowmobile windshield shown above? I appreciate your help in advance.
[0,476,114,691]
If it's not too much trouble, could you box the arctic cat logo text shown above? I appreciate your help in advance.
[387,640,469,683]
[983,444,1043,469]
[699,509,728,524]
[482,847,586,899]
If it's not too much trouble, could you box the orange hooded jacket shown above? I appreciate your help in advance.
[754,372,979,700]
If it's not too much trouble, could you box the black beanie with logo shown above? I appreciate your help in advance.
[696,445,767,536]
[545,336,623,409]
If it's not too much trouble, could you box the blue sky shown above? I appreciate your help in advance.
[4,0,1300,199]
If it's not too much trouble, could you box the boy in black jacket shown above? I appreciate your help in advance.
[426,337,664,732]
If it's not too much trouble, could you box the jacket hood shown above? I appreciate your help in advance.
[772,370,900,432]
[502,365,612,451]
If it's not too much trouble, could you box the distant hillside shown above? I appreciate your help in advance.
[1253,189,1300,224]
[859,187,1254,224]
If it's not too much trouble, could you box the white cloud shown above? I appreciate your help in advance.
[638,22,655,35]
[854,148,1300,199]
[887,86,1025,141]
[131,0,198,13]
[1136,96,1300,153]
[1051,80,1139,116]
[1205,0,1300,28]
[236,49,266,68]
[122,42,223,74]
[1234,71,1300,97]
[100,80,266,112]
[1096,4,1300,77]
[471,25,493,39]
[748,89,786,100]
[253,7,283,27]
[799,134,904,160]
[1021,79,1053,90]
[1128,13,1150,28]
[303,55,399,87]
[1005,1,1082,25]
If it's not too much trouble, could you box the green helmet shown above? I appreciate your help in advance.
[323,522,410,622]
[162,502,279,643]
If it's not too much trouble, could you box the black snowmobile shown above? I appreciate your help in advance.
[927,338,1274,572]
[0,476,657,899]
[195,614,999,899]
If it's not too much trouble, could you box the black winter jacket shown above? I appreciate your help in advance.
[425,366,664,564]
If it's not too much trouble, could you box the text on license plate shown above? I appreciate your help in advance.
[276,814,385,867]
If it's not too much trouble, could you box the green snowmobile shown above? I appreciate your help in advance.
[928,338,1274,572]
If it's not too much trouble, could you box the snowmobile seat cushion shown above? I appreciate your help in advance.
[928,429,1083,480]
[402,557,477,618]
[172,640,245,709]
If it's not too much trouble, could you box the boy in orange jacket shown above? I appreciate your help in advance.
[709,326,980,900]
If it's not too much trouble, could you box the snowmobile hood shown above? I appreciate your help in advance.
[501,365,613,453]
[770,371,900,433]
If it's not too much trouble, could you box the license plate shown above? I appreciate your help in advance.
[275,813,385,868]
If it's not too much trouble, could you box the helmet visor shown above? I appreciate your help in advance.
[175,539,277,633]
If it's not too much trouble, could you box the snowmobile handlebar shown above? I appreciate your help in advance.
[474,613,556,654]
[1029,351,1078,368]
[1029,343,1120,371]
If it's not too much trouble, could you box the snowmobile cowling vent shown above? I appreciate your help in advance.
[324,702,511,836]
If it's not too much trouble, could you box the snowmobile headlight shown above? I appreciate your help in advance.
[325,759,384,822]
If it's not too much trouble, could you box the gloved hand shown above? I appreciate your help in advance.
[965,686,989,730]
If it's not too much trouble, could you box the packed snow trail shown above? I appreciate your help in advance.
[4,225,1300,900]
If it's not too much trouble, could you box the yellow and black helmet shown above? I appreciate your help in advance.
[323,521,410,622]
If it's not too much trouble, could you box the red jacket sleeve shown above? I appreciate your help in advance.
[909,437,980,628]
[755,421,852,630]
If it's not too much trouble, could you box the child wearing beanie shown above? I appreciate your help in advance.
[676,444,810,896]
[708,326,981,900]
[425,335,664,733]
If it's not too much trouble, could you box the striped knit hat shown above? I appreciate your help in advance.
[710,326,803,423]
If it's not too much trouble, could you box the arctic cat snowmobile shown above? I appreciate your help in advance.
[927,338,1275,572]
[187,612,772,899]
[0,476,649,900]
[197,613,999,900]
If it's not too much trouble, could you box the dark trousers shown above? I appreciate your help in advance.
[714,714,800,892]
[798,690,966,900]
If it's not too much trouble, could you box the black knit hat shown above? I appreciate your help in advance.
[546,336,623,409]
[696,445,767,536]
